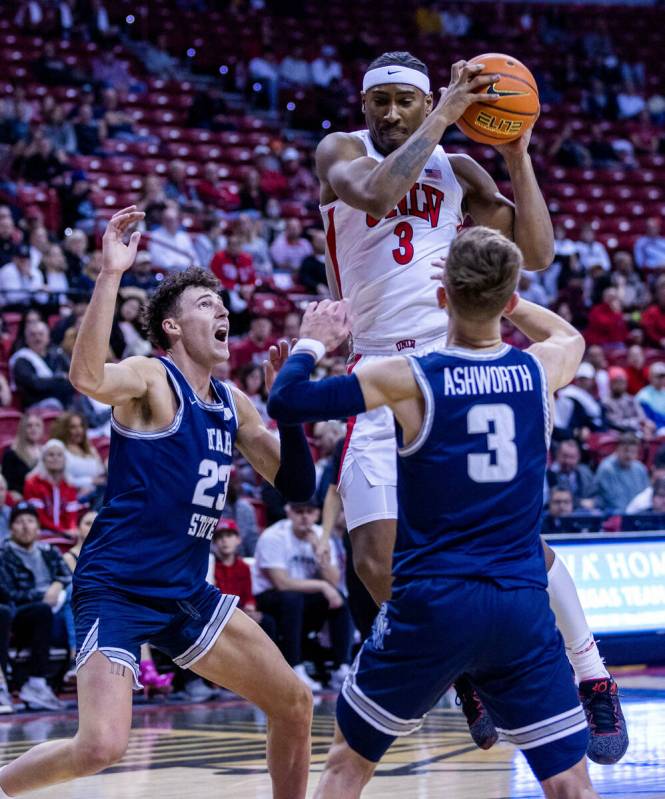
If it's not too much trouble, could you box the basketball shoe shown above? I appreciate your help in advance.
[454,675,498,750]
[578,677,629,764]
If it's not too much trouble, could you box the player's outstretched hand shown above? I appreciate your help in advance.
[102,205,145,275]
[436,61,500,125]
[299,299,350,352]
[263,339,294,392]
[493,109,539,159]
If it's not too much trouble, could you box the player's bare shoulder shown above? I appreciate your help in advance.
[112,355,178,430]
[315,132,367,204]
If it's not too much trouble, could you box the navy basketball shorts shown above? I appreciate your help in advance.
[337,578,589,782]
[73,583,239,689]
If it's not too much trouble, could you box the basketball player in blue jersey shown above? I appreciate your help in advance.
[317,51,626,764]
[0,208,315,799]
[268,226,604,798]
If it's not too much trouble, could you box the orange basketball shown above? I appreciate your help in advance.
[457,53,539,145]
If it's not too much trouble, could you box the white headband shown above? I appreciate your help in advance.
[362,66,430,95]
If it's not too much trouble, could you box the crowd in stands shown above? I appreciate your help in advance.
[0,0,662,710]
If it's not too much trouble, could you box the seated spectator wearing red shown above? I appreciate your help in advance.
[0,501,70,710]
[625,344,649,395]
[253,145,288,198]
[23,439,79,536]
[210,519,275,641]
[604,366,655,438]
[641,276,665,348]
[229,315,277,372]
[197,163,239,212]
[584,287,629,346]
[1,413,44,495]
[9,320,73,410]
[210,230,256,292]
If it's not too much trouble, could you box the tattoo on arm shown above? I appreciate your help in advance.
[388,136,438,179]
[110,662,127,678]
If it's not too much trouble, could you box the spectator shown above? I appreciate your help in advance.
[645,478,665,513]
[0,372,10,408]
[311,421,345,495]
[42,103,77,154]
[73,103,106,156]
[517,271,548,306]
[270,218,313,272]
[69,249,102,299]
[164,161,201,212]
[626,463,665,514]
[248,48,280,111]
[1,413,44,494]
[441,4,472,36]
[0,501,70,710]
[311,45,343,88]
[617,79,646,120]
[253,498,353,691]
[555,362,605,440]
[236,215,272,277]
[636,362,665,432]
[136,175,167,230]
[218,471,260,556]
[120,250,159,293]
[587,123,623,168]
[15,2,44,32]
[238,168,268,215]
[38,244,70,308]
[91,50,132,91]
[197,163,236,212]
[546,439,596,510]
[59,171,96,235]
[9,321,73,410]
[0,87,34,144]
[62,229,89,283]
[547,123,591,168]
[148,205,197,271]
[612,251,650,310]
[63,509,97,573]
[281,148,318,202]
[56,0,77,38]
[51,413,106,500]
[23,439,80,535]
[584,287,629,346]
[626,344,649,395]
[29,226,51,272]
[604,366,654,437]
[0,208,21,266]
[575,224,611,273]
[210,230,256,291]
[279,46,312,87]
[583,78,618,120]
[298,229,328,294]
[99,88,135,141]
[116,292,152,357]
[283,311,301,341]
[585,345,611,403]
[193,217,227,271]
[186,85,229,128]
[415,2,443,35]
[238,363,269,424]
[640,276,665,348]
[19,134,69,183]
[0,242,44,308]
[541,487,576,534]
[210,520,275,639]
[629,109,661,155]
[229,315,277,371]
[593,432,649,513]
[634,217,665,272]
[0,475,11,543]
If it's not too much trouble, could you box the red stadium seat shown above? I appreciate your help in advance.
[0,409,22,439]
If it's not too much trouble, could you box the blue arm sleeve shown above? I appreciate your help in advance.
[267,353,367,424]
[273,422,316,503]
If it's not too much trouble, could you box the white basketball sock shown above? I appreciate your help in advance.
[547,553,610,682]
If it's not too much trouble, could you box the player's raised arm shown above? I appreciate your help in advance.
[69,207,151,405]
[506,297,585,393]
[316,62,499,219]
[267,301,419,426]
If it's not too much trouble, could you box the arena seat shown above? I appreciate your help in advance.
[0,409,22,439]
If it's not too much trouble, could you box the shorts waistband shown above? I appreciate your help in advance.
[353,334,447,357]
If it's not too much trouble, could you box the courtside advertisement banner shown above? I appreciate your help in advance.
[550,536,665,635]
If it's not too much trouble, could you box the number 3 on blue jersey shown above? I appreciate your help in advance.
[467,403,518,483]
[192,459,231,511]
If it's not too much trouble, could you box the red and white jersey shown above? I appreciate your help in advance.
[321,130,464,355]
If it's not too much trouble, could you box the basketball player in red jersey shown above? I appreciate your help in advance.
[315,51,627,764]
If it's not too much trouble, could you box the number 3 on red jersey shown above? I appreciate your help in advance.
[392,221,414,265]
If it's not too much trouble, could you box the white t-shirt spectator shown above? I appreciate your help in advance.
[280,56,312,86]
[576,239,611,272]
[270,233,313,272]
[148,226,197,271]
[0,261,44,305]
[249,56,279,82]
[311,56,342,88]
[252,518,338,595]
[617,90,646,120]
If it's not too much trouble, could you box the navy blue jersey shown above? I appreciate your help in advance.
[393,344,549,588]
[74,357,238,599]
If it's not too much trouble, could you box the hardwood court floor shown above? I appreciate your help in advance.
[0,681,663,798]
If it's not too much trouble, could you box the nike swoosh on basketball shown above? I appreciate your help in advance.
[487,83,529,97]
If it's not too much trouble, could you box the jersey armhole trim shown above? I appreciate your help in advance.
[110,361,184,440]
[524,350,552,450]
[397,356,435,457]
